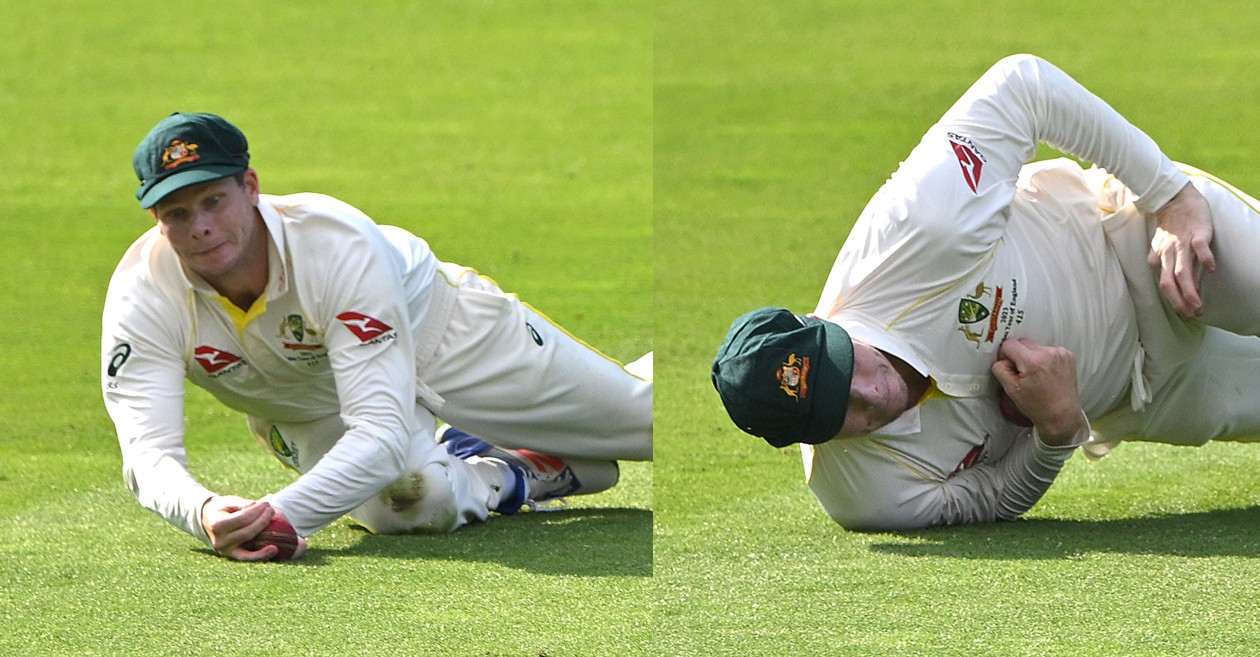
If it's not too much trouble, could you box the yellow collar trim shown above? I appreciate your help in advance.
[214,293,268,337]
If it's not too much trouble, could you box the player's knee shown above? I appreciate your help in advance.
[351,461,461,534]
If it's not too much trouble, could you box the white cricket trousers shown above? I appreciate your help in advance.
[248,265,652,534]
[1094,165,1260,447]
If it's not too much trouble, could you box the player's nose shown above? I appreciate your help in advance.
[190,209,215,236]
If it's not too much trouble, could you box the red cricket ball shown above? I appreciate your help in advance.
[242,516,301,561]
[998,389,1034,428]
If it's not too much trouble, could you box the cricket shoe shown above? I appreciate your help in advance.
[437,426,619,514]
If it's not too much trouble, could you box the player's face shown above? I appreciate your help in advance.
[835,340,911,437]
[154,170,262,283]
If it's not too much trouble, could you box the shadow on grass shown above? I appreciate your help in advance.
[324,506,652,576]
[867,505,1260,560]
[192,507,651,573]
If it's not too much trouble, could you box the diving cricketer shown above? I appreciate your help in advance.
[713,54,1260,530]
[102,112,651,560]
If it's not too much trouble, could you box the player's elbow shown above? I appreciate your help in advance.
[992,53,1043,71]
[121,461,142,500]
[827,507,934,533]
[813,487,935,532]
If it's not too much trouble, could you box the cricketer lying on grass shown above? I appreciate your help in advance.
[102,112,651,561]
[713,55,1260,530]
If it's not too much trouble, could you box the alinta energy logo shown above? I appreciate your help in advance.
[194,345,244,376]
[336,311,396,345]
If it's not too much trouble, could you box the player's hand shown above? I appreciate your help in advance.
[1148,182,1215,320]
[200,495,282,561]
[991,338,1086,446]
[269,506,309,560]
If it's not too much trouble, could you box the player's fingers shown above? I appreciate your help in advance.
[1194,237,1217,274]
[1171,247,1204,319]
[1154,249,1191,319]
[214,504,275,553]
[990,357,1020,389]
[229,543,280,562]
[996,336,1040,364]
[291,537,309,560]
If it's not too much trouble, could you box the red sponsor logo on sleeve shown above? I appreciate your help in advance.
[948,132,986,194]
[336,312,395,343]
[194,346,243,374]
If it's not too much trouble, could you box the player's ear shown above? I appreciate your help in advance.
[242,168,261,203]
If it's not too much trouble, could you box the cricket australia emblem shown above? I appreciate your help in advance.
[777,354,810,400]
[278,313,328,365]
[956,279,1024,352]
[162,139,201,170]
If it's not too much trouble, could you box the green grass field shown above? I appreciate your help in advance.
[656,1,1260,656]
[1,2,649,655]
[5,0,1260,655]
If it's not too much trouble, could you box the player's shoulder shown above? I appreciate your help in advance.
[104,226,189,331]
[107,226,183,296]
[262,193,407,270]
[263,192,376,230]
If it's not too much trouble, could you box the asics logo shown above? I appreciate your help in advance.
[107,343,132,377]
[336,311,395,343]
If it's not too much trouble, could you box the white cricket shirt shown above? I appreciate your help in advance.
[805,55,1188,529]
[102,192,456,539]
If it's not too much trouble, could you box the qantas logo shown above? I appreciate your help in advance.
[952,441,987,475]
[948,132,986,194]
[194,346,243,375]
[336,311,395,344]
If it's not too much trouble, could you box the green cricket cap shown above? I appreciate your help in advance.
[711,307,854,447]
[133,112,250,208]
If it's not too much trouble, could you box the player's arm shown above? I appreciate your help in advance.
[813,338,1089,530]
[104,271,302,561]
[1148,182,1215,319]
[103,268,219,543]
[259,217,423,537]
[931,339,1090,525]
[818,428,1083,531]
[946,54,1212,317]
[199,496,307,561]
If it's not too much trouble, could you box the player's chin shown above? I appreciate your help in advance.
[866,409,900,434]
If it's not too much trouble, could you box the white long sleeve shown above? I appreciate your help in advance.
[808,55,1164,530]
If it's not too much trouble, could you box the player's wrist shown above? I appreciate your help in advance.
[1034,410,1090,447]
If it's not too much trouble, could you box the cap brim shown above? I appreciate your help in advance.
[137,164,245,208]
[797,317,855,444]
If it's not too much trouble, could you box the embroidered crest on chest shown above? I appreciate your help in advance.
[955,279,1024,351]
[278,313,328,364]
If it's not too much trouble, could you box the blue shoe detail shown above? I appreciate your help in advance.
[437,425,617,515]
[438,426,494,459]
[438,426,527,514]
